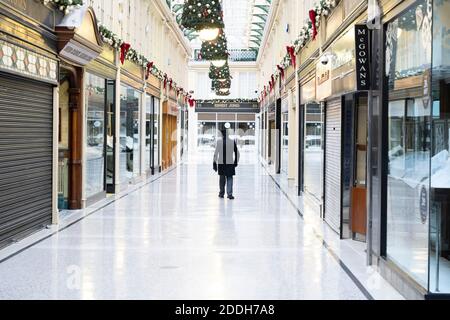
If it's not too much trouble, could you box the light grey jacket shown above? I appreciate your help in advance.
[213,136,240,165]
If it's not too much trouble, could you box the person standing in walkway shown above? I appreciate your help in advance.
[213,122,240,199]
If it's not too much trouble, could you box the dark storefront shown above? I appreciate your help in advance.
[0,1,59,247]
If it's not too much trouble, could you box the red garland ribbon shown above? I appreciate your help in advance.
[163,74,168,89]
[286,46,296,69]
[277,65,285,79]
[309,10,318,40]
[169,78,173,90]
[188,98,195,108]
[145,61,154,80]
[120,43,131,65]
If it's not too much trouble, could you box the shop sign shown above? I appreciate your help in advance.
[355,24,371,91]
[316,56,332,101]
[0,0,55,30]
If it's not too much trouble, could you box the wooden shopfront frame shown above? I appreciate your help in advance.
[162,97,179,170]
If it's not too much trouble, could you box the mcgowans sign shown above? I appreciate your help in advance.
[355,25,371,90]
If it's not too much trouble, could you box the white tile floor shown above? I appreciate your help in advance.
[0,150,398,300]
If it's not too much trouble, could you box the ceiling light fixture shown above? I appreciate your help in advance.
[198,28,220,41]
[211,59,227,68]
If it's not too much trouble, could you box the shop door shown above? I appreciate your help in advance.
[162,114,169,170]
[269,120,276,165]
[0,73,53,248]
[350,95,368,239]
[105,80,115,193]
[324,98,342,233]
[281,113,289,175]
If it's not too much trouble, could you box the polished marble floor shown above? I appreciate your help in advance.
[0,152,370,300]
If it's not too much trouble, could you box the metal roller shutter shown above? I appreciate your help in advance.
[0,73,53,248]
[324,98,341,234]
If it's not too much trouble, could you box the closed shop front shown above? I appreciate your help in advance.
[0,1,59,247]
[0,74,54,247]
[324,98,342,233]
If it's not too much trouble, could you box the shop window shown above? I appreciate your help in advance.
[120,85,141,182]
[429,0,450,294]
[385,0,432,287]
[85,73,106,198]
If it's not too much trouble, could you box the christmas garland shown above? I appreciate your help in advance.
[181,0,224,31]
[196,99,257,104]
[200,29,228,61]
[211,79,231,90]
[209,62,231,80]
[293,0,337,54]
[42,0,84,15]
[215,90,230,96]
[97,24,193,102]
[259,0,337,102]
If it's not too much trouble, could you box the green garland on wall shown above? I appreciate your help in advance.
[181,0,224,31]
[42,0,84,15]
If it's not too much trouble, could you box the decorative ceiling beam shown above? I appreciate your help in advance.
[251,29,264,36]
[254,5,270,14]
[253,14,268,22]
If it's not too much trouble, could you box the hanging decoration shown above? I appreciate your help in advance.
[286,46,296,69]
[200,29,229,62]
[188,97,196,107]
[42,0,84,15]
[293,0,337,54]
[212,79,231,90]
[119,43,131,65]
[163,74,168,90]
[145,62,154,80]
[180,0,224,33]
[309,10,318,40]
[209,62,231,80]
[216,89,230,96]
[277,65,285,79]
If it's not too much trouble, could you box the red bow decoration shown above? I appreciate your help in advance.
[145,61,154,80]
[120,43,131,65]
[309,10,318,40]
[271,75,275,88]
[287,46,296,69]
[277,65,285,79]
[188,98,195,108]
[169,78,173,90]
[163,74,168,89]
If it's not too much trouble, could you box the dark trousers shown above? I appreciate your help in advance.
[219,175,233,196]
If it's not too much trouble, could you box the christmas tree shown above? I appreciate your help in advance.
[200,29,228,61]
[209,62,231,80]
[181,0,224,31]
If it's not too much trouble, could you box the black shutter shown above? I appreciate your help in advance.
[0,73,53,248]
